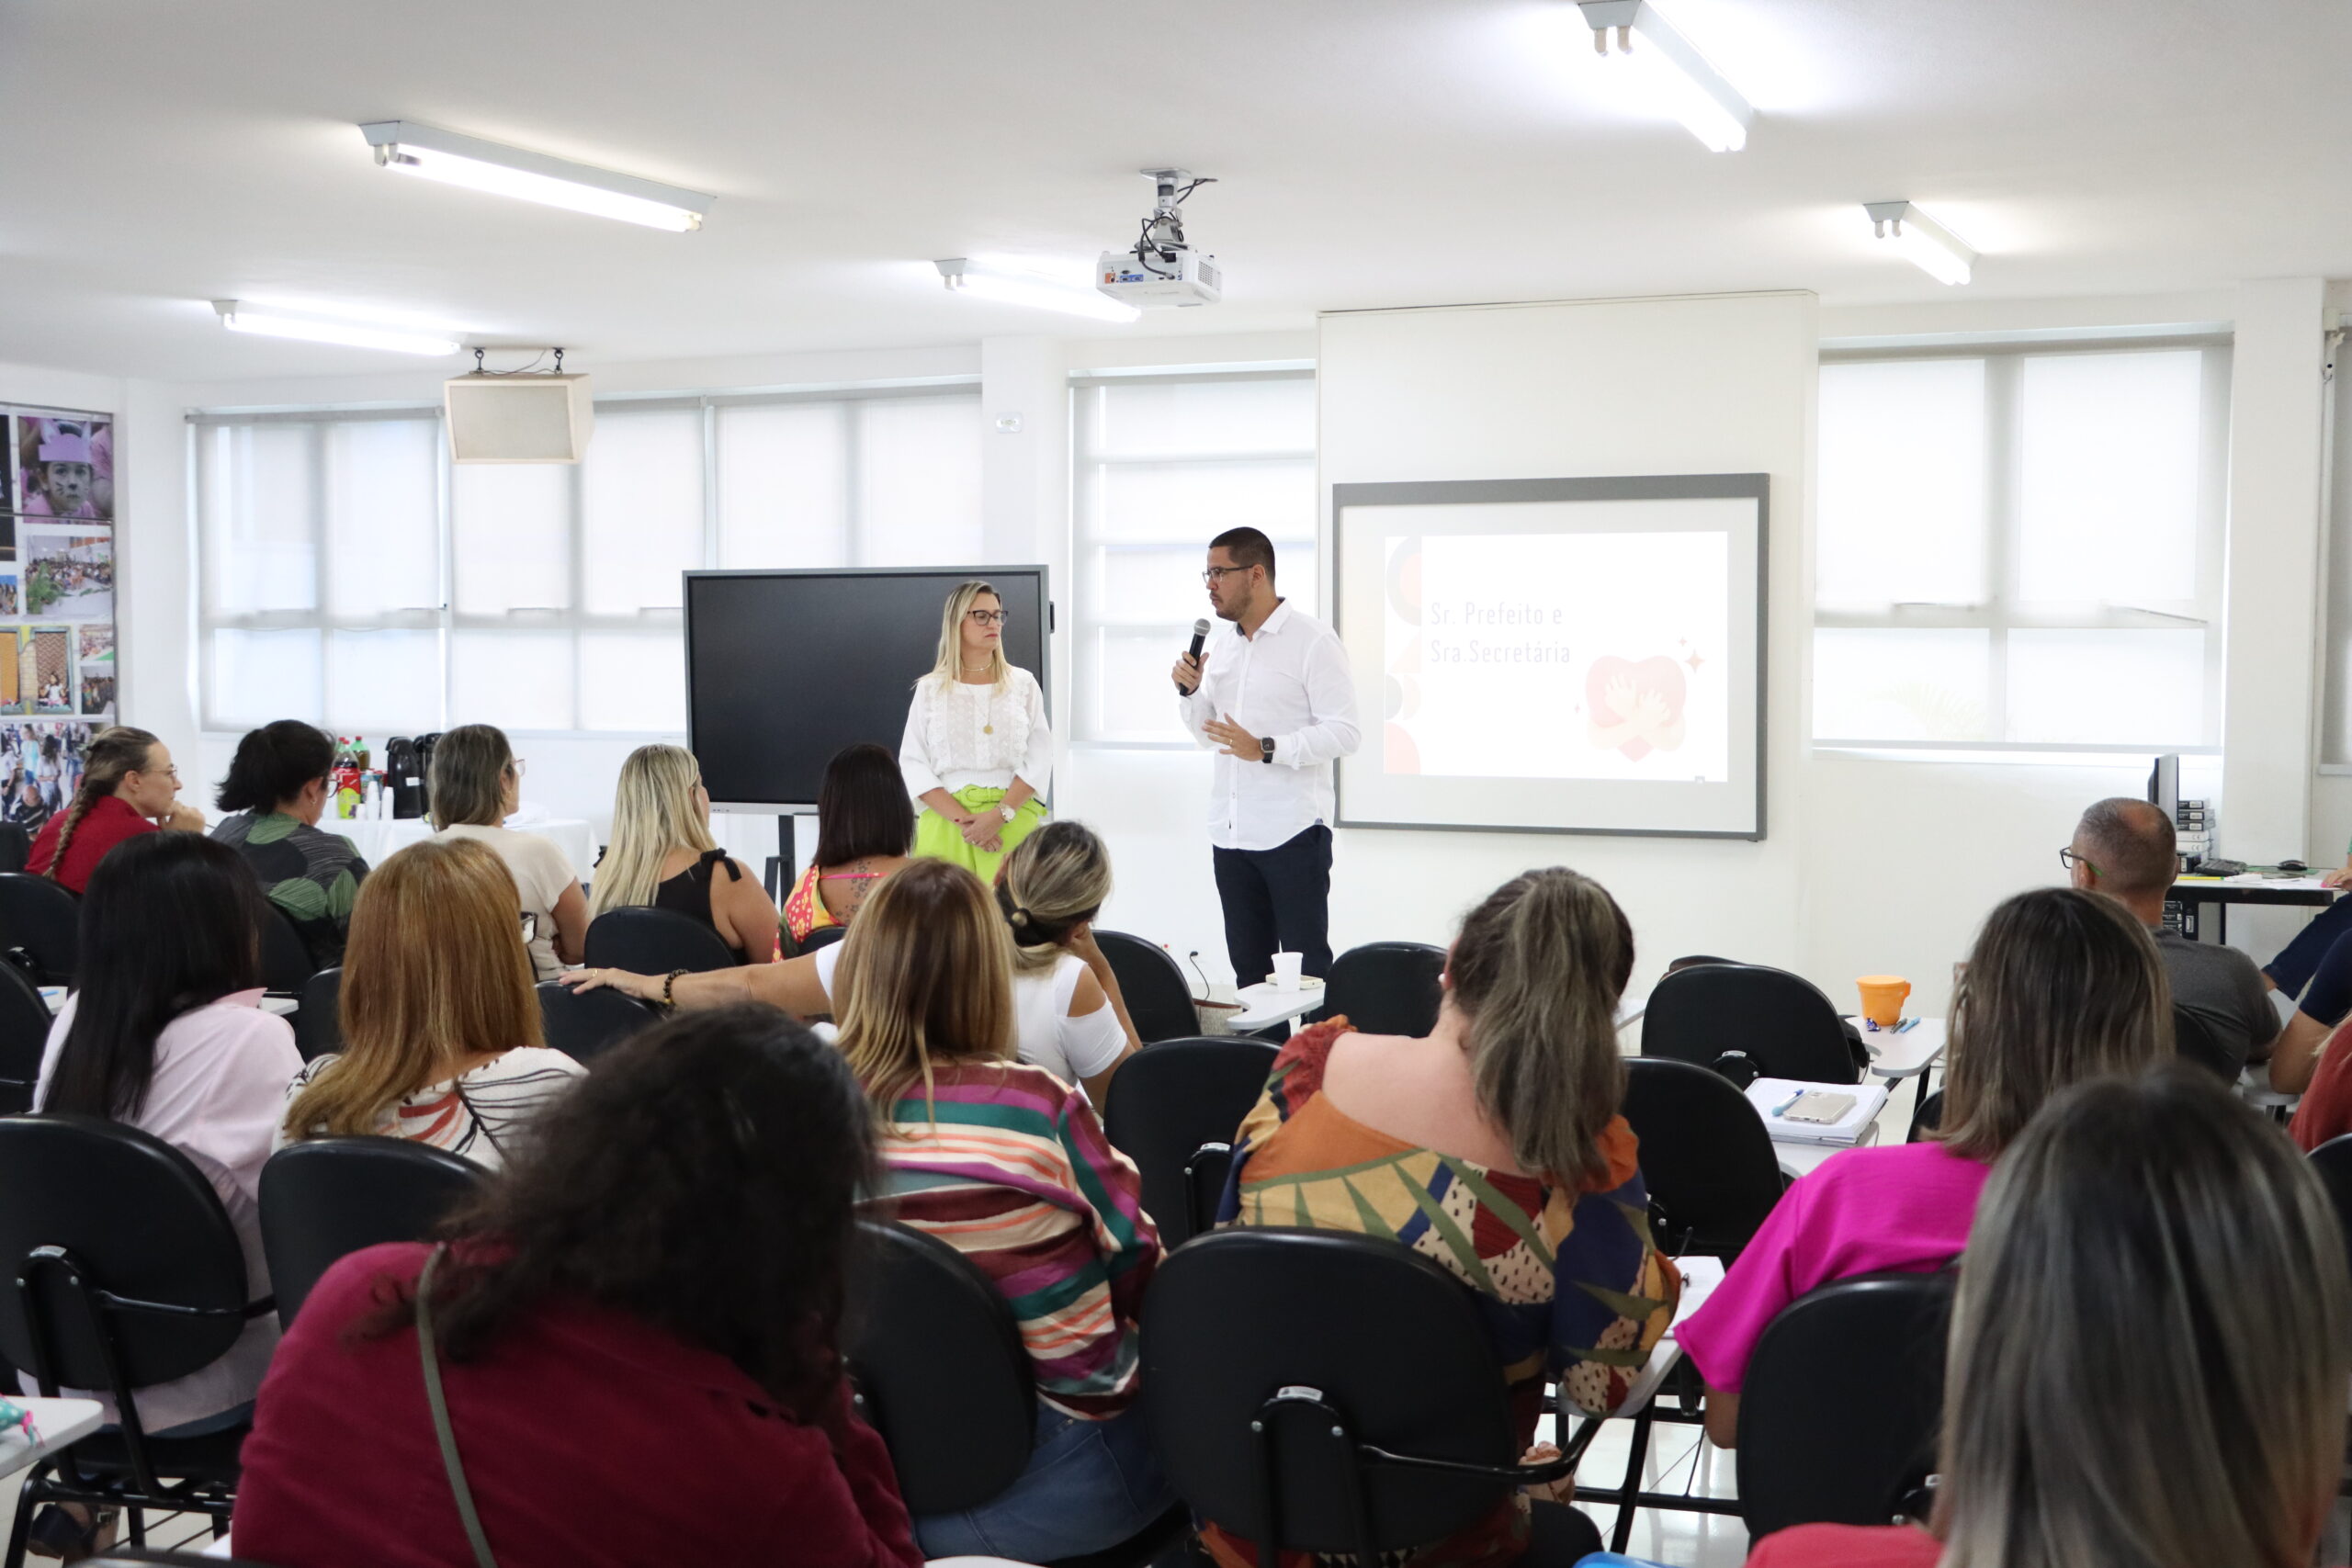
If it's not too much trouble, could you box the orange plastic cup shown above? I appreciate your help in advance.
[1857,975,1911,1028]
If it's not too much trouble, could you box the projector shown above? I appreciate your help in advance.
[1097,247,1222,307]
[1097,168,1223,310]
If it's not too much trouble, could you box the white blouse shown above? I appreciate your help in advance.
[899,667,1053,802]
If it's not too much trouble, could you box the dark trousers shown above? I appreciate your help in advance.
[2266,895,2352,998]
[1213,825,1333,987]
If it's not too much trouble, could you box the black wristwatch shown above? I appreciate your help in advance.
[1259,736,1275,764]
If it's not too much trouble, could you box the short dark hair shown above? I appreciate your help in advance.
[812,743,914,866]
[2075,796,2177,897]
[1209,526,1276,580]
[43,833,267,1120]
[400,1007,875,1428]
[217,720,336,815]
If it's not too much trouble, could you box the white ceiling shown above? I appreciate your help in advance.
[4,0,2349,383]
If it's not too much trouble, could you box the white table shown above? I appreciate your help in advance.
[0,1396,103,1482]
[327,816,595,878]
[1844,1016,1947,1081]
[1773,1120,1881,1179]
[41,989,293,1017]
[1228,980,1326,1032]
[1614,989,1650,1030]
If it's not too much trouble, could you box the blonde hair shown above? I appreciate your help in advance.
[283,837,544,1140]
[40,726,159,883]
[924,581,1008,694]
[428,724,514,829]
[1937,1068,2350,1568]
[999,820,1112,976]
[1451,868,1634,1189]
[835,860,1015,1120]
[1939,886,2170,1161]
[590,744,718,919]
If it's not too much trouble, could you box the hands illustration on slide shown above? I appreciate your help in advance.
[1585,656,1688,761]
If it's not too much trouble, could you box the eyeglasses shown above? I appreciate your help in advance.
[1202,565,1253,584]
[967,609,1009,626]
[511,758,528,778]
[2057,847,2098,874]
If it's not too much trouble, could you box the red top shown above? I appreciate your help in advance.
[28,794,155,895]
[232,1244,922,1568]
[1746,1524,1939,1567]
[2290,1021,2352,1151]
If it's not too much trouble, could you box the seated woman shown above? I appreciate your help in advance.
[210,719,369,966]
[33,836,298,1449]
[783,743,913,949]
[278,837,583,1168]
[1750,1066,2349,1568]
[839,859,1170,1562]
[1681,886,2171,1449]
[1214,867,1679,1568]
[566,820,1138,1095]
[590,743,777,964]
[232,1008,922,1568]
[430,724,587,982]
[29,725,205,893]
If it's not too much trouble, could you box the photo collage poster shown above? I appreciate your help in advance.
[0,405,115,832]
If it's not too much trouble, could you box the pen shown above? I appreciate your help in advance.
[1768,1090,1804,1117]
[1894,1017,1919,1034]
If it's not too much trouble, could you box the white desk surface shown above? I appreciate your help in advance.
[0,1397,103,1482]
[1612,1255,1728,1416]
[1615,990,1650,1029]
[1845,1016,1947,1081]
[2176,873,2335,892]
[42,989,294,1018]
[1228,980,1326,1030]
[1774,1120,1882,1179]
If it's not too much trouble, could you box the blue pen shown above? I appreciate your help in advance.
[1894,1017,1919,1034]
[1768,1089,1804,1117]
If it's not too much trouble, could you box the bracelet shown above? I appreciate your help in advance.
[660,968,688,1010]
[996,802,1017,823]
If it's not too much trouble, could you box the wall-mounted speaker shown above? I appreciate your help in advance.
[444,373,594,463]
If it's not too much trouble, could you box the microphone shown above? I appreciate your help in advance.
[1177,617,1210,694]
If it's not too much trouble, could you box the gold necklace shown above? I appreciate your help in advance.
[962,660,994,732]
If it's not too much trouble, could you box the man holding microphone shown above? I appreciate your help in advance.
[1172,526,1361,987]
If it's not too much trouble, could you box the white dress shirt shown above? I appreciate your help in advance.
[899,666,1054,802]
[1179,599,1363,851]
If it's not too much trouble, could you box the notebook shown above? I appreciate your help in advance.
[1744,1077,1890,1146]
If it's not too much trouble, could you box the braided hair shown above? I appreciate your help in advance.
[40,726,160,882]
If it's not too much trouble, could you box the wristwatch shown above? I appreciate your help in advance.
[996,801,1017,823]
[1259,736,1275,764]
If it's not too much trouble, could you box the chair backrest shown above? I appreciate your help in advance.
[259,1136,484,1326]
[295,967,344,1063]
[1641,962,1860,1085]
[0,960,51,1114]
[2170,1003,2241,1083]
[259,906,314,994]
[845,1220,1036,1516]
[1102,1036,1277,1247]
[1095,930,1201,1043]
[0,871,79,987]
[796,923,847,953]
[1185,1143,1237,1240]
[1621,1057,1787,1259]
[0,822,28,875]
[582,906,740,976]
[1141,1227,1524,1556]
[536,980,662,1066]
[1324,942,1447,1037]
[2308,1133,2352,1278]
[0,1114,255,1392]
[1737,1271,1953,1541]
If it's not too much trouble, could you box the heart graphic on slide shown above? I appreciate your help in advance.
[1585,656,1688,761]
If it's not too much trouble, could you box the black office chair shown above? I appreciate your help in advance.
[0,823,28,876]
[1102,1036,1277,1247]
[582,907,740,976]
[1142,1227,1601,1566]
[0,1115,273,1556]
[537,980,662,1066]
[1641,962,1859,1086]
[258,1137,484,1327]
[1737,1271,1953,1542]
[1621,1057,1788,1259]
[0,961,50,1115]
[0,871,78,987]
[258,908,313,996]
[293,968,342,1063]
[796,924,847,953]
[1182,1144,1237,1241]
[2171,1003,2243,1083]
[846,1221,1186,1564]
[1324,941,1446,1037]
[1094,930,1201,1043]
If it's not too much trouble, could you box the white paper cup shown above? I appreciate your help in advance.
[1272,952,1304,992]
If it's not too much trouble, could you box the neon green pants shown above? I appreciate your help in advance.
[912,784,1046,886]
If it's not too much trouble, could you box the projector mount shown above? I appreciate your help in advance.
[1130,168,1215,279]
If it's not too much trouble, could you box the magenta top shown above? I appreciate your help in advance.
[1678,1141,1990,1393]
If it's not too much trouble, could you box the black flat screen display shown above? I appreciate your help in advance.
[684,566,1050,810]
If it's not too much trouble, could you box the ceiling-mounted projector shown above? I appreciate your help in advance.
[1098,169,1221,308]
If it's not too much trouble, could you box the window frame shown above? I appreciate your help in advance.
[190,379,981,739]
[1812,336,2233,756]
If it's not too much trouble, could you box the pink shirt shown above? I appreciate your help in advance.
[1677,1141,1989,1393]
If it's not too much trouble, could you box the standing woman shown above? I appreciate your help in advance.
[590,743,777,964]
[429,724,587,982]
[29,725,206,894]
[899,581,1050,884]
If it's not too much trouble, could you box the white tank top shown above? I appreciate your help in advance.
[812,945,1126,1092]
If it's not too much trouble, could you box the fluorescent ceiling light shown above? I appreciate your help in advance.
[1577,1,1754,152]
[358,121,714,232]
[1863,202,1977,286]
[213,300,462,356]
[934,259,1142,324]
